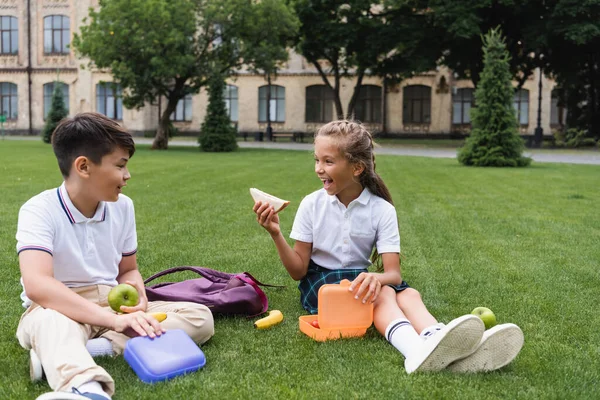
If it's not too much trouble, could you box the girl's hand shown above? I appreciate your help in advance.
[253,201,281,236]
[349,273,382,304]
[119,280,148,313]
[112,310,165,338]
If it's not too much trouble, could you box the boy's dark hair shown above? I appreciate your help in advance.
[51,112,135,177]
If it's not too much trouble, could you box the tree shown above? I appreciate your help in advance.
[73,0,295,150]
[294,0,436,120]
[42,83,68,144]
[458,29,531,167]
[199,73,238,152]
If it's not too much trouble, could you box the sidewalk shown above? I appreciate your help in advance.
[4,135,600,165]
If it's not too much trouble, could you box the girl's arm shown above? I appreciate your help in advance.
[349,252,402,303]
[254,201,311,280]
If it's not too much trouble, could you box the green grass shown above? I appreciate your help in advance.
[1,141,599,399]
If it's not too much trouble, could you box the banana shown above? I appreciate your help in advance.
[148,312,167,322]
[254,310,284,329]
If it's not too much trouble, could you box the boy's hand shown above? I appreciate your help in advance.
[253,201,281,236]
[112,310,166,338]
[119,280,148,313]
[349,273,381,304]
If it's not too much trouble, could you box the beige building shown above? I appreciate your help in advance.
[0,0,563,138]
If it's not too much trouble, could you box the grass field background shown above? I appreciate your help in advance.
[1,140,599,399]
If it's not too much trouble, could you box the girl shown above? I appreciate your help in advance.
[253,120,523,373]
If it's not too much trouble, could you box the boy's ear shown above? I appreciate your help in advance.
[353,162,365,177]
[73,156,92,178]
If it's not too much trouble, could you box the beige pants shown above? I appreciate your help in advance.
[16,285,214,396]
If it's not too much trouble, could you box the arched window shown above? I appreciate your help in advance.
[259,85,285,122]
[171,93,192,122]
[550,89,566,127]
[0,16,18,54]
[305,85,334,123]
[0,82,17,119]
[403,85,431,124]
[452,88,475,124]
[96,83,122,120]
[354,85,382,123]
[44,15,70,54]
[224,84,238,122]
[513,89,529,125]
[43,82,69,119]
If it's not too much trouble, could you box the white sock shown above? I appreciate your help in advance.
[77,381,111,399]
[86,338,114,357]
[420,323,445,340]
[385,318,423,359]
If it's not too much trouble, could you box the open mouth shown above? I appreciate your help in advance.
[321,178,333,190]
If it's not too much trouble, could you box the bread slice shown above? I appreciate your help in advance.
[250,188,290,213]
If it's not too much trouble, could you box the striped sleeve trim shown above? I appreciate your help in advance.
[18,246,53,256]
[122,249,137,257]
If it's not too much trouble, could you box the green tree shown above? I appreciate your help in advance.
[73,0,295,150]
[294,0,436,120]
[199,73,237,152]
[42,83,68,144]
[458,29,531,167]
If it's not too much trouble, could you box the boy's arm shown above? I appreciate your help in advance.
[20,251,163,337]
[116,253,149,313]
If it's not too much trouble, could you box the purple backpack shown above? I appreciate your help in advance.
[143,266,282,316]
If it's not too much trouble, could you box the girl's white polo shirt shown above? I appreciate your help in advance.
[16,182,137,307]
[290,188,400,270]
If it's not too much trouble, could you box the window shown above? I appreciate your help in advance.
[354,85,382,123]
[96,83,122,120]
[305,85,334,122]
[43,82,69,119]
[452,88,475,124]
[259,85,285,122]
[0,82,17,119]
[513,89,529,125]
[0,16,17,54]
[224,84,238,122]
[171,93,192,122]
[550,89,566,126]
[44,15,70,54]
[403,85,431,124]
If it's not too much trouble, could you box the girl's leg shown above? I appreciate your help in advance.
[395,288,438,334]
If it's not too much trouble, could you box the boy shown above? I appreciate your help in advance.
[16,113,214,400]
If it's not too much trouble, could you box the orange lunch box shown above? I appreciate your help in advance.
[299,279,374,341]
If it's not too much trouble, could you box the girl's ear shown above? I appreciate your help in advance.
[73,156,92,178]
[353,161,366,177]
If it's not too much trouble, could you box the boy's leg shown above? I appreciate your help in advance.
[100,301,214,353]
[395,288,438,334]
[16,305,115,396]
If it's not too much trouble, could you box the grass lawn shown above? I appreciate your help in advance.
[1,140,599,399]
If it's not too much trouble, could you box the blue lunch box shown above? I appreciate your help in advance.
[124,329,206,383]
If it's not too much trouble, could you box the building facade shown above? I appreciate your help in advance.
[0,0,564,138]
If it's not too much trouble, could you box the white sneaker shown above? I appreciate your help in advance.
[447,323,524,373]
[30,349,44,382]
[404,314,485,374]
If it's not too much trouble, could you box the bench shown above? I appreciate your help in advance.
[271,132,304,142]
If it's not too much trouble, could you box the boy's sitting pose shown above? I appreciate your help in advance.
[16,113,214,400]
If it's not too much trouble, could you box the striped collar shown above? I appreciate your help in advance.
[57,182,107,224]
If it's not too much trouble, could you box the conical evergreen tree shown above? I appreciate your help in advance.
[458,28,531,167]
[42,83,68,144]
[199,74,238,152]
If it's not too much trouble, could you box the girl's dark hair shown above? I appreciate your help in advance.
[51,112,135,177]
[315,120,394,271]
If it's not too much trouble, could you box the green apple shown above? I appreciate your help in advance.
[108,283,139,313]
[471,307,497,329]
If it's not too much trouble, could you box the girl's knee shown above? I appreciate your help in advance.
[374,286,397,308]
[397,288,422,303]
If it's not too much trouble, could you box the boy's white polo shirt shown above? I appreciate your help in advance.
[16,182,137,307]
[290,188,400,270]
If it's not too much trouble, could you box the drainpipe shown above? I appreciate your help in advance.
[381,78,387,135]
[27,0,32,135]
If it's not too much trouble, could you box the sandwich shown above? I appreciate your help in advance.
[250,188,290,213]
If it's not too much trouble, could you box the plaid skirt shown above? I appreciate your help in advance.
[298,260,410,314]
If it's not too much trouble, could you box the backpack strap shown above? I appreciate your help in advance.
[240,272,285,288]
[235,274,269,316]
[143,266,232,285]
